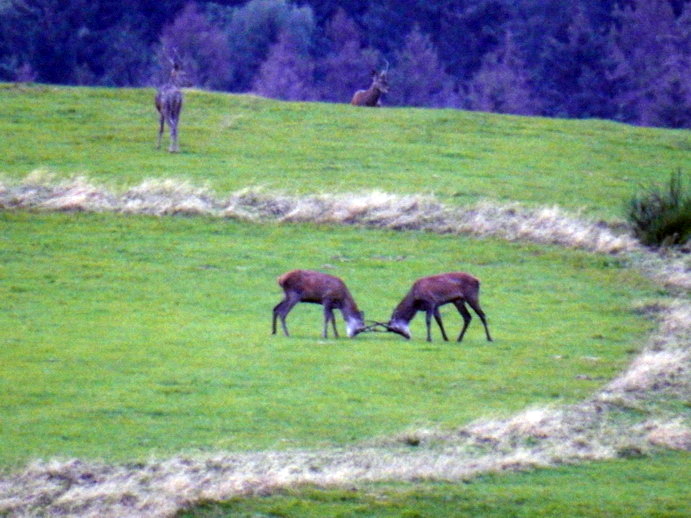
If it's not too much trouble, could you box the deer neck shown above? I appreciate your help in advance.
[387,293,417,337]
[341,296,364,337]
[368,87,381,104]
[340,295,359,318]
[392,292,418,321]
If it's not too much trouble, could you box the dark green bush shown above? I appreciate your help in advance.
[627,171,691,247]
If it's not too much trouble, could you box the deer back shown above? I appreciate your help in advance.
[412,272,480,304]
[278,270,353,305]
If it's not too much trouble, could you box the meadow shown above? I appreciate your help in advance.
[181,452,690,517]
[1,83,689,219]
[0,210,659,466]
[0,84,688,516]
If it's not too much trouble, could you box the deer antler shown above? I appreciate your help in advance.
[362,320,392,333]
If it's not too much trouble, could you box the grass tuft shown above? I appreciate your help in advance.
[121,178,217,216]
[627,171,691,248]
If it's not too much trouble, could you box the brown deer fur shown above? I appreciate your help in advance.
[386,272,492,342]
[351,69,389,107]
[155,64,184,152]
[272,270,366,338]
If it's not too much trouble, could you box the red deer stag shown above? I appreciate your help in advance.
[155,61,184,152]
[351,61,389,107]
[382,272,493,343]
[272,269,367,338]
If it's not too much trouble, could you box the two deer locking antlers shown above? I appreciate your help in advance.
[272,269,493,343]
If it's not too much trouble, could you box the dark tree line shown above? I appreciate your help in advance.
[1,0,689,128]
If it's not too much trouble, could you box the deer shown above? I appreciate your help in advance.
[155,61,185,153]
[351,61,389,107]
[272,269,367,339]
[377,272,493,343]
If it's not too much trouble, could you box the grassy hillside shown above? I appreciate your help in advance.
[0,84,687,516]
[1,83,689,219]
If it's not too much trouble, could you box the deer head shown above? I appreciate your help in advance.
[351,59,390,106]
[371,59,389,93]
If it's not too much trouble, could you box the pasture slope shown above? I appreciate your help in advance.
[0,83,689,218]
[0,84,689,517]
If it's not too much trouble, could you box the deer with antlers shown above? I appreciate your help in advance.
[351,61,389,107]
[375,272,493,343]
[155,60,185,153]
[272,269,367,339]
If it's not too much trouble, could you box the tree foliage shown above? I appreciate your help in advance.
[315,8,380,103]
[388,25,458,108]
[465,32,538,115]
[157,2,231,90]
[253,30,315,101]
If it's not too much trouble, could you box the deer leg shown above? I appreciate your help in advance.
[467,298,492,342]
[322,306,330,338]
[168,118,178,153]
[331,309,340,337]
[425,309,434,342]
[273,295,299,337]
[157,113,164,149]
[272,299,285,335]
[454,301,472,343]
[433,307,449,341]
[323,303,339,339]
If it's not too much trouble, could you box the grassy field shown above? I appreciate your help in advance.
[0,84,688,515]
[181,452,690,518]
[0,211,658,467]
[1,83,689,219]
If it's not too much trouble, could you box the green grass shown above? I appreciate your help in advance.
[180,451,690,517]
[0,85,687,515]
[0,211,657,467]
[1,83,689,219]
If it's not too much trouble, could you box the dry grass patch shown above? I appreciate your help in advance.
[2,173,642,255]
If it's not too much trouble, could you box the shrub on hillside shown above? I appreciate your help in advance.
[627,171,691,248]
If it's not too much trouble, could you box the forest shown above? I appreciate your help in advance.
[1,0,689,128]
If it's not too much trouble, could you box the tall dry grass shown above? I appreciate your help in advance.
[1,172,640,253]
[1,172,689,517]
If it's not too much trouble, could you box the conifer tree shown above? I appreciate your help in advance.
[389,25,458,108]
[253,30,316,101]
[466,32,537,115]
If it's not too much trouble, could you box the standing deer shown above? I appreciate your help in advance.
[351,61,389,107]
[272,269,367,339]
[155,62,184,153]
[381,272,493,343]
